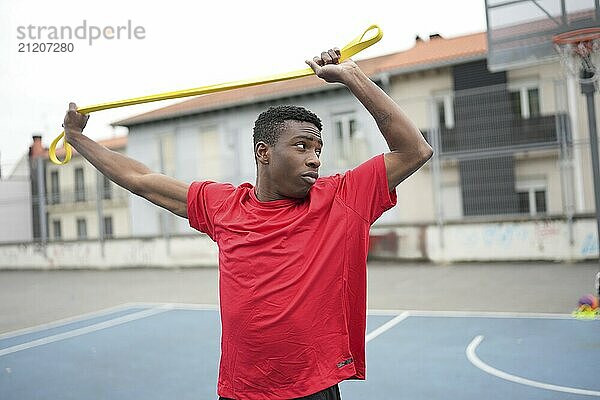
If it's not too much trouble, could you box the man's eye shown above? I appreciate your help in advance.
[296,143,306,149]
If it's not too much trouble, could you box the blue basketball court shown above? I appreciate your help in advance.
[1,303,598,399]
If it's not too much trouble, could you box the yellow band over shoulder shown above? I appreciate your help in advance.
[49,25,383,165]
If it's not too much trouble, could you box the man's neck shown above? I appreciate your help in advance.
[254,183,285,202]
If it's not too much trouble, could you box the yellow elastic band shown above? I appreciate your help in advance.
[49,25,383,165]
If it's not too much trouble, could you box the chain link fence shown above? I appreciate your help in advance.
[424,78,596,229]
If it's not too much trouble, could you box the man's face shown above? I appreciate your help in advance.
[267,120,323,199]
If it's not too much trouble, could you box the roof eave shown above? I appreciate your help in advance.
[373,53,487,78]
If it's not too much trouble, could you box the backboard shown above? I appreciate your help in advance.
[485,0,600,71]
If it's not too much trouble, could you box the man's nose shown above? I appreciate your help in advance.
[306,153,321,169]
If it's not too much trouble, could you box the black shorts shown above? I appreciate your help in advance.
[219,384,341,400]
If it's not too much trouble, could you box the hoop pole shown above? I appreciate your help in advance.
[580,75,600,295]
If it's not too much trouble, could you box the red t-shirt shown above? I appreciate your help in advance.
[187,154,397,400]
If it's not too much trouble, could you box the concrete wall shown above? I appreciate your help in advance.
[1,218,597,269]
[0,235,218,269]
[369,217,598,263]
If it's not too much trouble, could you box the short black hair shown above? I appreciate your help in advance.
[253,105,322,148]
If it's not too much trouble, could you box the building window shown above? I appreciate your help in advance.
[436,100,446,127]
[74,168,85,202]
[333,113,367,168]
[52,219,61,240]
[509,84,540,119]
[433,93,455,129]
[197,128,221,181]
[528,88,540,117]
[103,175,112,200]
[50,171,60,204]
[103,216,113,238]
[76,218,87,239]
[516,179,547,215]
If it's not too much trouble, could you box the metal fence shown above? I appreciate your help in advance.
[424,78,596,230]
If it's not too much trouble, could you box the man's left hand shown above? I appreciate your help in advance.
[305,48,358,84]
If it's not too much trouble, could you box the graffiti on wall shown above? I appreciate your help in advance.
[580,233,599,257]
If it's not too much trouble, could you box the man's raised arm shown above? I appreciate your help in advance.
[63,102,189,218]
[306,49,433,190]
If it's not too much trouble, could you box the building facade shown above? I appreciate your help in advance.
[115,31,598,242]
[41,136,131,241]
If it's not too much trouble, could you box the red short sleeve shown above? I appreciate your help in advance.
[187,181,235,240]
[336,154,397,224]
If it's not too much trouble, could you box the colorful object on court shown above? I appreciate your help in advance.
[578,294,599,309]
[572,294,600,320]
[49,24,384,165]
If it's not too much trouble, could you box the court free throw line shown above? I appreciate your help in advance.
[365,312,410,343]
[0,305,173,357]
[466,335,600,397]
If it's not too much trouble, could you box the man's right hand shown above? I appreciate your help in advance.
[60,101,189,218]
[63,102,90,140]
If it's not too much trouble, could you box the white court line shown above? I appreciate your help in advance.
[115,304,570,319]
[0,302,219,340]
[466,335,600,397]
[365,312,410,343]
[126,302,219,311]
[0,305,173,357]
[368,309,572,320]
[0,303,572,344]
[0,303,145,340]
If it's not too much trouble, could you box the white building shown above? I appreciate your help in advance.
[0,149,33,243]
[42,135,131,241]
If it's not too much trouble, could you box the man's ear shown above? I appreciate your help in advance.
[255,142,270,165]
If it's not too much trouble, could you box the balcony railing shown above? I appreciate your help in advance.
[46,185,129,206]
[425,112,566,157]
[438,114,563,154]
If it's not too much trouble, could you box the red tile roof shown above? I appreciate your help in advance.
[115,32,487,126]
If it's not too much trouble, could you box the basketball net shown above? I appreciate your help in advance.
[554,28,600,86]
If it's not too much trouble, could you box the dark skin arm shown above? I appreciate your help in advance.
[63,103,189,218]
[306,49,433,190]
[63,47,430,217]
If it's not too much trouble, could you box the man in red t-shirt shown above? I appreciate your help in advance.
[63,48,432,399]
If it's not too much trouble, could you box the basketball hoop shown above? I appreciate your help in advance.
[554,28,600,85]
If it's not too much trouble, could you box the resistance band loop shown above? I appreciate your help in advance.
[49,25,383,165]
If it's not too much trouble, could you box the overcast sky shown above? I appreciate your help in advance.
[0,0,487,175]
